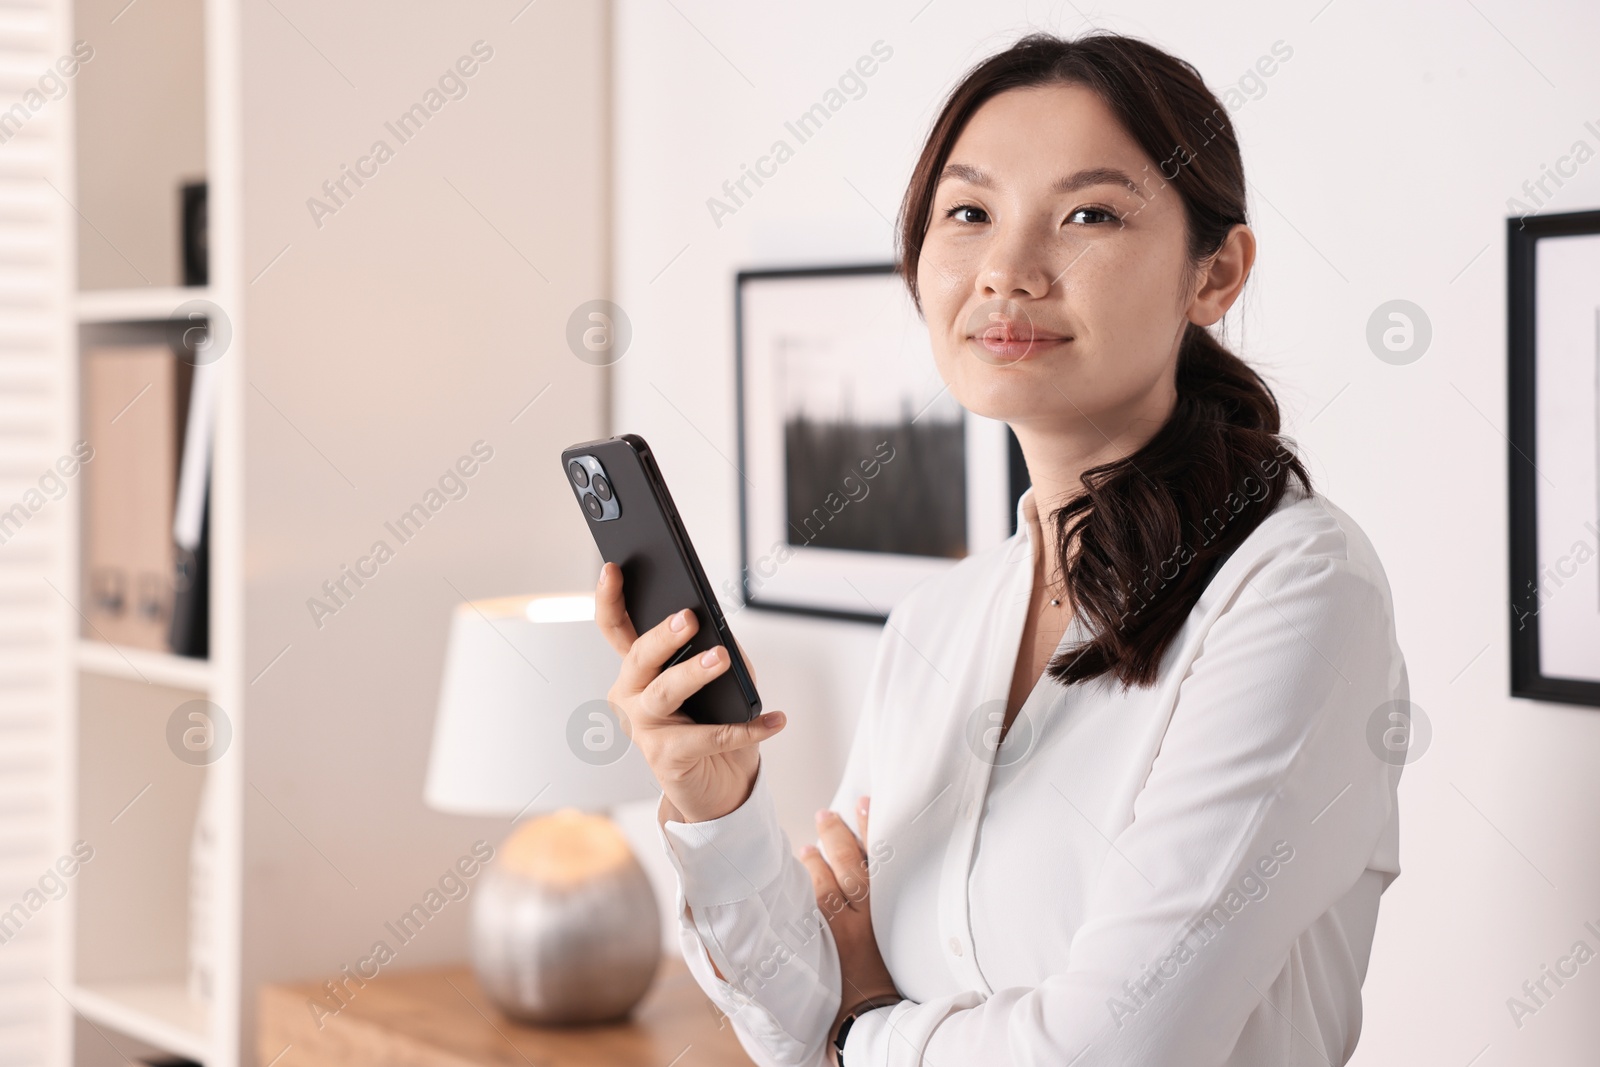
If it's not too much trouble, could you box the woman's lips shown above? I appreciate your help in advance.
[963,306,1070,362]
[968,334,1070,360]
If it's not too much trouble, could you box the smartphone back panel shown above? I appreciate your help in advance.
[561,435,759,725]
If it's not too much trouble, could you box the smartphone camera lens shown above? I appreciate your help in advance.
[568,460,590,488]
[592,474,612,501]
[583,493,603,519]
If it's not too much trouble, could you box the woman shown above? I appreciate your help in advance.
[595,30,1408,1067]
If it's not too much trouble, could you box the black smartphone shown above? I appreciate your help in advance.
[560,433,761,725]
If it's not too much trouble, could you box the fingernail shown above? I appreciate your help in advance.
[815,808,829,823]
[858,797,869,816]
[598,565,607,585]
[699,647,721,667]
[670,609,687,632]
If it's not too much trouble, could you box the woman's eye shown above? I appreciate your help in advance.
[1069,206,1120,226]
[942,203,988,225]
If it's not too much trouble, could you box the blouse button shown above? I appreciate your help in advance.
[948,936,963,957]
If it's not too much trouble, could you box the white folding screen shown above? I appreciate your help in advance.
[0,1,74,1064]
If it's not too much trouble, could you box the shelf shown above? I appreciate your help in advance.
[69,980,209,1064]
[76,287,212,324]
[77,640,211,691]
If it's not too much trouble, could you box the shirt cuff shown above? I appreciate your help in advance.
[843,1002,901,1066]
[657,756,786,907]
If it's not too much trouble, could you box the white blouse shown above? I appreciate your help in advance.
[656,478,1408,1066]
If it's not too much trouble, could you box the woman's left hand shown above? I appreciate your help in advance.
[800,796,900,1063]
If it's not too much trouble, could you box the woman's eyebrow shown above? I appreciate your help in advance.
[938,162,1144,198]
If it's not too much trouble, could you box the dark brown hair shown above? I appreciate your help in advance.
[896,30,1312,691]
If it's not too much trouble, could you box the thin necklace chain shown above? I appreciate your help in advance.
[1035,527,1072,611]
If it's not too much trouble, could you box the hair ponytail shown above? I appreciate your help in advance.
[1042,320,1310,690]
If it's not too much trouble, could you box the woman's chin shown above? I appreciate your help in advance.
[948,373,1078,423]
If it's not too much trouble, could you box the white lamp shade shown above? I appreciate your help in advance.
[425,593,660,815]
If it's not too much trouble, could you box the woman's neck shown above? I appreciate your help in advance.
[1010,384,1178,570]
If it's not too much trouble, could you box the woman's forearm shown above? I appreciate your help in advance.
[657,762,847,1066]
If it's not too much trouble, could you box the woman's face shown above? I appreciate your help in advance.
[917,82,1237,434]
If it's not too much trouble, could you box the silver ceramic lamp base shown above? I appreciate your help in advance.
[470,809,662,1024]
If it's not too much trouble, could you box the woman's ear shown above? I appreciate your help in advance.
[1187,223,1255,328]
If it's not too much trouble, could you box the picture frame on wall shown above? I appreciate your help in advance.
[733,263,1028,624]
[1508,208,1600,707]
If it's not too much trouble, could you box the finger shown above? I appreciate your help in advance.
[618,605,704,695]
[594,563,638,656]
[636,641,785,734]
[799,845,847,917]
[856,795,869,850]
[816,811,869,905]
[633,640,729,722]
[651,700,788,756]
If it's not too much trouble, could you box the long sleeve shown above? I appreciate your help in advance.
[845,550,1407,1065]
[655,606,898,1067]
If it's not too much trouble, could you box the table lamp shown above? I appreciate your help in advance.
[425,592,664,1024]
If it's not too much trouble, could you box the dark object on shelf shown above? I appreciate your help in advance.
[181,180,207,286]
[168,357,216,659]
[1507,207,1600,707]
[168,482,208,658]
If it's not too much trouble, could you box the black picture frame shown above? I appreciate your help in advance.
[181,180,207,287]
[1508,208,1600,707]
[732,263,1027,624]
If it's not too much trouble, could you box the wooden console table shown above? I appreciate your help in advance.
[258,955,757,1066]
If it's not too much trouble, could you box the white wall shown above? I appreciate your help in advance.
[237,1,608,1061]
[611,1,1600,1062]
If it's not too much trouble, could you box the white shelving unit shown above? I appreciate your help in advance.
[45,2,612,1065]
[76,639,213,692]
[63,980,210,1064]
[74,286,213,325]
[58,0,233,1061]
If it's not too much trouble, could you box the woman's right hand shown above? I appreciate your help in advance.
[594,561,787,824]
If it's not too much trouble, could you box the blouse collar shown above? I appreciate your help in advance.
[1015,483,1041,552]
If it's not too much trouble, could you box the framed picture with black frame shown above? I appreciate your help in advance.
[732,263,1029,624]
[1508,207,1600,707]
